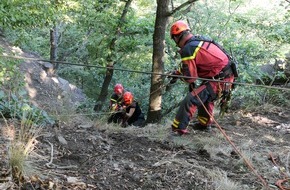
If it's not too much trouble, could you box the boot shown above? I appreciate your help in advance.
[171,126,190,136]
[190,122,212,132]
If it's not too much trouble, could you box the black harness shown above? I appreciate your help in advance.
[212,62,234,80]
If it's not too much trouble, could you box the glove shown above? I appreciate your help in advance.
[167,70,180,84]
[170,77,178,84]
[110,103,118,111]
[119,105,127,114]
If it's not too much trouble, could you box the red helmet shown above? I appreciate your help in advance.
[114,84,124,95]
[123,92,133,105]
[170,20,190,38]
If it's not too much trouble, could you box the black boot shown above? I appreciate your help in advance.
[189,122,212,132]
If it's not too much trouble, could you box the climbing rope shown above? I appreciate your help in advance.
[269,152,290,190]
[193,90,271,189]
[1,54,290,92]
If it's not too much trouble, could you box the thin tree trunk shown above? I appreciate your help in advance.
[146,0,170,124]
[146,0,198,124]
[94,64,114,111]
[49,25,58,75]
[94,0,133,112]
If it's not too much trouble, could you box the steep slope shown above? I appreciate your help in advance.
[1,36,290,190]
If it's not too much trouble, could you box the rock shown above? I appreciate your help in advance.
[66,177,79,183]
[0,182,13,189]
[57,135,68,145]
[257,53,290,85]
[78,124,92,129]
[124,163,134,171]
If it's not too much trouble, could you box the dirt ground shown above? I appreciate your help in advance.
[1,36,290,190]
[27,108,290,190]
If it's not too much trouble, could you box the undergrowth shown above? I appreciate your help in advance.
[233,86,290,111]
[2,112,42,185]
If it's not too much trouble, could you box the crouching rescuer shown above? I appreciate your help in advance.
[107,83,126,124]
[121,92,145,128]
[169,20,238,135]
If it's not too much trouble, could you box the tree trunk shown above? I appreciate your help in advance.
[146,0,170,124]
[49,25,58,75]
[94,0,133,112]
[94,64,114,112]
[146,0,198,124]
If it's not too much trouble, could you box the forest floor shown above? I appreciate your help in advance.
[1,36,290,190]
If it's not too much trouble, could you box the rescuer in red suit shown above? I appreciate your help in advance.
[169,20,236,135]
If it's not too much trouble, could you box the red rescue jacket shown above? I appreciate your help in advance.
[178,36,229,83]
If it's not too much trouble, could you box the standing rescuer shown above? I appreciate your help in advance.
[169,20,237,135]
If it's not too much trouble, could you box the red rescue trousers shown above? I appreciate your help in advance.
[172,75,235,130]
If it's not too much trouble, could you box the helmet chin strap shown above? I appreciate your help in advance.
[176,30,188,46]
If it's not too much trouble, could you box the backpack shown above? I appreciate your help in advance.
[191,35,239,78]
[191,35,239,116]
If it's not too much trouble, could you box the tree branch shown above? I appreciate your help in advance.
[168,0,199,16]
[108,0,132,50]
[217,0,242,38]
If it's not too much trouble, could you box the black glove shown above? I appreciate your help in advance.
[170,77,178,84]
[167,70,180,84]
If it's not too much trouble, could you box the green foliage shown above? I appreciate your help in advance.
[263,88,290,106]
[0,57,54,125]
[0,0,84,29]
[6,28,50,54]
[1,0,154,112]
[0,58,23,92]
[183,0,289,82]
[234,86,290,109]
[56,1,155,102]
[0,0,53,28]
[1,0,289,119]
